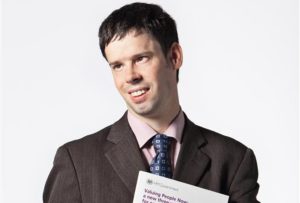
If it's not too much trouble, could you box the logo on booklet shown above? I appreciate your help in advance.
[146,179,153,185]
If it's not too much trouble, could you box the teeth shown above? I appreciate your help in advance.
[131,90,146,97]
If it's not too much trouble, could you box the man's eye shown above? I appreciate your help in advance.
[111,64,122,70]
[135,56,149,64]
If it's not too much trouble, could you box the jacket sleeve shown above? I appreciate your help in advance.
[228,148,260,203]
[43,146,82,203]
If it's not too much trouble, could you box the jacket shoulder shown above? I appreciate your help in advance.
[188,120,250,164]
[60,125,113,155]
[199,125,248,153]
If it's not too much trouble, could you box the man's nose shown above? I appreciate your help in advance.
[125,65,142,84]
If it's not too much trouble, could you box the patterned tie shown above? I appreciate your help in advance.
[150,134,173,178]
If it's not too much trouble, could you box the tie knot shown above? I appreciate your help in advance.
[152,134,172,152]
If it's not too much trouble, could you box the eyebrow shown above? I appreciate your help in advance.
[108,51,153,66]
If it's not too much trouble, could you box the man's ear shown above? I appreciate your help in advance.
[168,42,183,70]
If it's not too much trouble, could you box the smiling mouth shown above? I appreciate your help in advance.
[129,88,149,97]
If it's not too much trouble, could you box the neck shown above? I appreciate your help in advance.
[129,104,181,133]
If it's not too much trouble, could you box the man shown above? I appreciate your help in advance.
[43,2,260,203]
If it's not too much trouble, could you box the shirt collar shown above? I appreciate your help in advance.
[127,110,185,148]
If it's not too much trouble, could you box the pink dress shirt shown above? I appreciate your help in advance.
[127,111,185,170]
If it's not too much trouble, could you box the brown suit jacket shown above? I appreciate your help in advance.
[43,113,260,203]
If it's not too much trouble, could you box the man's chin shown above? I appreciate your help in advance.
[131,109,152,116]
[127,104,154,117]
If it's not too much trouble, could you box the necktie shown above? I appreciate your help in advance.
[150,134,173,178]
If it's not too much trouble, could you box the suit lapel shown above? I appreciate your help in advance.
[105,113,147,195]
[104,112,210,192]
[173,117,210,185]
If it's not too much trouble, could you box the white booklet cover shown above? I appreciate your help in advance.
[133,171,229,203]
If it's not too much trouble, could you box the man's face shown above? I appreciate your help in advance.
[104,31,180,119]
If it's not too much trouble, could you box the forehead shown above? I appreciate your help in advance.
[104,31,162,62]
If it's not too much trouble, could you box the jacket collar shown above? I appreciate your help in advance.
[105,112,210,194]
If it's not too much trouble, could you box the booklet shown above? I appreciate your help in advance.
[133,171,229,203]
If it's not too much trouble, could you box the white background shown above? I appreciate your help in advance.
[1,0,299,202]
